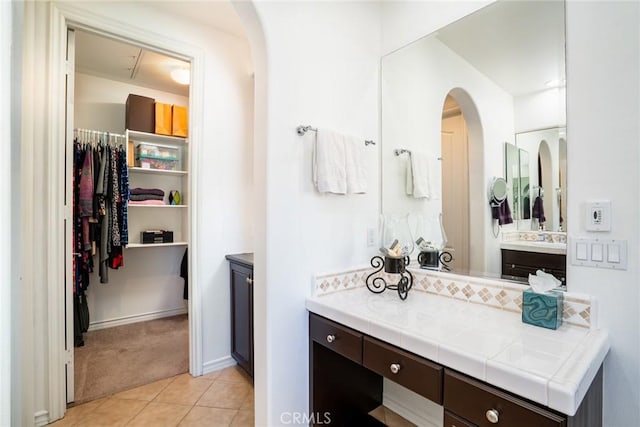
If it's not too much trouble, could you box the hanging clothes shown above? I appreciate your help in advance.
[72,130,129,346]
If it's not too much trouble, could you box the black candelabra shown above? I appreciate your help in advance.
[366,255,414,300]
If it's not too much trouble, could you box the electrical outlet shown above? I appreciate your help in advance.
[366,228,376,247]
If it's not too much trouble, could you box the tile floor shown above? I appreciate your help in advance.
[50,366,254,427]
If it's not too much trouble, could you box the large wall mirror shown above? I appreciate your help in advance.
[381,0,567,281]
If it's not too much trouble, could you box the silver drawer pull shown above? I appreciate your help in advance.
[486,409,499,424]
[326,334,335,343]
[389,363,401,374]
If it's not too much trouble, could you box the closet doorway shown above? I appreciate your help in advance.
[66,28,193,404]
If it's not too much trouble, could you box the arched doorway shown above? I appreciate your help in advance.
[440,89,484,274]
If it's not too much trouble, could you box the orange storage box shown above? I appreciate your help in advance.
[155,102,173,136]
[172,105,188,137]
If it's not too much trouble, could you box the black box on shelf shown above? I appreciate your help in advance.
[141,230,174,244]
[126,94,155,133]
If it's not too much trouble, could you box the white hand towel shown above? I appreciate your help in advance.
[428,155,442,200]
[313,128,347,194]
[344,134,367,194]
[411,151,431,199]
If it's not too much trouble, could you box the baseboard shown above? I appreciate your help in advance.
[88,307,188,331]
[383,379,442,427]
[202,356,236,375]
[34,410,49,427]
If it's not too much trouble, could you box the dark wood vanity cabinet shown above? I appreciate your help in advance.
[309,313,602,427]
[501,249,566,285]
[226,254,254,378]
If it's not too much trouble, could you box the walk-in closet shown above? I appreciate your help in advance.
[69,29,191,403]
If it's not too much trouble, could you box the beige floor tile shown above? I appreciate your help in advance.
[230,410,254,427]
[240,390,254,411]
[178,406,238,427]
[201,369,223,381]
[74,398,147,427]
[196,380,251,409]
[127,402,191,427]
[113,377,174,401]
[48,397,109,426]
[217,366,252,385]
[154,374,213,406]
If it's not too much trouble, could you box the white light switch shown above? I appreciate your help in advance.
[591,243,603,262]
[576,242,588,260]
[571,237,627,270]
[607,244,620,263]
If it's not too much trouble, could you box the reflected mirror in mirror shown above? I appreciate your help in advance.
[515,127,567,232]
[381,0,567,282]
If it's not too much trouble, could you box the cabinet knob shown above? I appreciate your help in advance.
[486,409,499,424]
[389,363,401,374]
[511,264,515,269]
[246,276,253,285]
[326,334,335,343]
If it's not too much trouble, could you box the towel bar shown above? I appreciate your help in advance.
[296,125,375,146]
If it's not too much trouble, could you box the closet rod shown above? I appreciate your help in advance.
[296,125,376,146]
[74,128,126,145]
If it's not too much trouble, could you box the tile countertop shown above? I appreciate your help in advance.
[500,240,567,255]
[306,279,609,416]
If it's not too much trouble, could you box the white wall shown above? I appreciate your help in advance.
[74,72,188,133]
[514,87,566,133]
[381,35,514,277]
[381,1,493,55]
[1,2,13,426]
[74,72,189,328]
[566,2,640,426]
[248,1,381,424]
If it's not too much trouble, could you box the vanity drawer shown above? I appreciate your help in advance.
[444,370,565,427]
[309,314,363,364]
[363,336,443,404]
[444,410,477,427]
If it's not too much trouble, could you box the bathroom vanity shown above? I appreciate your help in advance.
[307,267,608,427]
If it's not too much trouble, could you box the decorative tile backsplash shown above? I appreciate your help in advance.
[502,230,567,244]
[313,266,593,329]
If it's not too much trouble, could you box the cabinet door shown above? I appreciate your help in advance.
[230,263,253,377]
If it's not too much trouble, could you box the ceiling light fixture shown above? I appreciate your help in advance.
[170,68,190,85]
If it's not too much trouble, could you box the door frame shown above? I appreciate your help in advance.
[47,3,205,420]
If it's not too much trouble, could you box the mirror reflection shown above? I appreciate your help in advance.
[381,0,567,282]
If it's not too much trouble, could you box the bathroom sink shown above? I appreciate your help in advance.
[500,240,567,255]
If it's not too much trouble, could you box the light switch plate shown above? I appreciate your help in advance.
[585,200,611,231]
[571,237,627,270]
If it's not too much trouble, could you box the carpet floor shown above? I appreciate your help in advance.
[73,314,189,404]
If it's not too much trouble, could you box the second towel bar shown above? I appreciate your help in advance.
[297,125,376,146]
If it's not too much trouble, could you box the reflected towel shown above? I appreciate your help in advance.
[492,198,513,225]
[410,151,431,199]
[344,134,367,194]
[313,128,347,194]
[532,196,546,222]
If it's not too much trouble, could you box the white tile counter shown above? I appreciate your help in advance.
[306,267,609,416]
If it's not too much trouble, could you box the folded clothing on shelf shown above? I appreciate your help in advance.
[130,188,165,197]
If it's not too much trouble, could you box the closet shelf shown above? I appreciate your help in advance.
[128,204,188,208]
[127,129,187,145]
[128,167,188,176]
[126,242,188,249]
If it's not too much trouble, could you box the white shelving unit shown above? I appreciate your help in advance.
[126,129,189,248]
